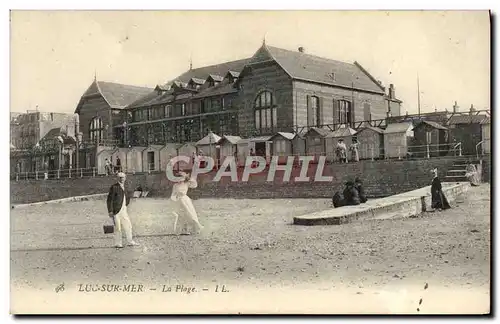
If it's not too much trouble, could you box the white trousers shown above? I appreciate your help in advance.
[173,195,203,234]
[114,207,133,246]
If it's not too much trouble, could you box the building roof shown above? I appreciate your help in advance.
[244,45,386,95]
[448,114,490,125]
[384,122,413,134]
[196,132,222,146]
[127,90,163,109]
[161,58,252,88]
[304,127,333,138]
[191,82,238,99]
[271,132,297,141]
[220,135,242,145]
[480,116,491,125]
[356,125,385,134]
[208,74,224,82]
[77,80,153,112]
[416,120,448,130]
[41,127,76,145]
[326,126,357,138]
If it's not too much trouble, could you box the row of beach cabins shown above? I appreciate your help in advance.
[97,121,451,175]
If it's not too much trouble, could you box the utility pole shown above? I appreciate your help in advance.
[417,73,421,116]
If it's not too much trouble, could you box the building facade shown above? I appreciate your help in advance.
[97,43,402,148]
[10,111,75,150]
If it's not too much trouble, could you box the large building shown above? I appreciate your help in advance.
[76,43,402,153]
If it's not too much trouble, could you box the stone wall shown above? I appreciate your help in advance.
[11,157,466,204]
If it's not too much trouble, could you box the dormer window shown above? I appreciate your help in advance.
[207,74,223,87]
[226,71,240,84]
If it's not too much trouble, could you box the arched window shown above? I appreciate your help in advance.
[89,117,104,143]
[254,91,277,133]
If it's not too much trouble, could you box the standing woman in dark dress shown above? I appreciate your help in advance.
[430,168,451,210]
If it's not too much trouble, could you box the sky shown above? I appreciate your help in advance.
[10,10,490,115]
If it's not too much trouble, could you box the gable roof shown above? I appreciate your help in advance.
[304,127,332,138]
[196,132,222,146]
[127,90,163,109]
[384,122,413,134]
[356,125,385,135]
[416,120,448,130]
[220,135,242,145]
[272,132,297,141]
[245,45,386,95]
[77,80,153,112]
[326,126,357,138]
[448,114,489,125]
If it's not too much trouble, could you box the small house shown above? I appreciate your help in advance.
[237,135,273,165]
[111,148,129,172]
[411,120,449,157]
[447,114,487,156]
[304,127,332,162]
[269,132,298,165]
[325,126,357,162]
[142,145,163,172]
[383,122,414,159]
[97,148,117,175]
[196,132,222,167]
[126,146,145,173]
[177,142,197,170]
[481,117,490,155]
[218,135,241,167]
[159,143,181,172]
[355,126,385,160]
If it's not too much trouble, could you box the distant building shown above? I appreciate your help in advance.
[10,111,74,150]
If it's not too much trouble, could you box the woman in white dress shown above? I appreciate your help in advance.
[170,171,204,235]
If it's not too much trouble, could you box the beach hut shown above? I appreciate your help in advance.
[142,145,163,172]
[236,135,273,165]
[481,117,490,155]
[111,148,129,173]
[355,126,385,160]
[325,126,357,162]
[218,135,241,167]
[97,148,117,175]
[126,146,145,173]
[196,132,222,167]
[411,120,449,158]
[303,127,332,163]
[383,122,414,159]
[269,132,299,164]
[177,142,197,170]
[159,143,181,172]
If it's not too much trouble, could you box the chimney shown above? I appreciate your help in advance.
[298,47,305,53]
[469,104,476,115]
[389,84,395,99]
[453,101,459,113]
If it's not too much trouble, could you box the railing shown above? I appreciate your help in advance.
[476,140,486,160]
[11,142,481,180]
[11,167,98,181]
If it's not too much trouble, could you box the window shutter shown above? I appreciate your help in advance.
[307,95,313,127]
[332,99,338,124]
[319,97,324,126]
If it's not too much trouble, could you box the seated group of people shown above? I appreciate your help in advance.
[332,177,367,208]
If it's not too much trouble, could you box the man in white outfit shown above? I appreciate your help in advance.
[106,172,139,248]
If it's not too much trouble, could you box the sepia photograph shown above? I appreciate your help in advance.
[8,9,491,315]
